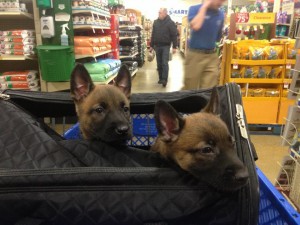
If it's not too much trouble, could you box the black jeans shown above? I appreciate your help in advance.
[154,45,170,82]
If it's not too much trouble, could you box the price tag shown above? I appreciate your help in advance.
[236,13,250,23]
[233,64,238,69]
[284,83,289,89]
[286,64,292,69]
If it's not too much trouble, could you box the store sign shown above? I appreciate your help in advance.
[236,13,249,23]
[248,13,275,24]
[168,8,188,16]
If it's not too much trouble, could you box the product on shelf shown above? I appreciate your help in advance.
[0,0,28,12]
[231,66,282,79]
[74,35,112,55]
[233,40,284,60]
[0,70,40,91]
[83,58,121,82]
[0,30,36,57]
[72,0,110,16]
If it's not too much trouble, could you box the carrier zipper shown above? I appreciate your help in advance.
[0,167,170,177]
[0,93,10,100]
[0,185,205,194]
[3,89,72,104]
[235,104,249,139]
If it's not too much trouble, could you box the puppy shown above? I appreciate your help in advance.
[70,63,132,143]
[151,88,249,191]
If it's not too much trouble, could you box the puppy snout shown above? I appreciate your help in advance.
[235,167,249,183]
[224,166,249,183]
[115,125,129,135]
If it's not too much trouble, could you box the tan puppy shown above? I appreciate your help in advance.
[151,88,249,191]
[70,63,132,143]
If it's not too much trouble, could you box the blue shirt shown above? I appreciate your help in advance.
[188,4,224,50]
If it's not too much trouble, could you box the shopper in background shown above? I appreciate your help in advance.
[182,0,225,90]
[150,8,178,87]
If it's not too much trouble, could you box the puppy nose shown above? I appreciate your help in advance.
[225,167,249,183]
[235,168,249,183]
[115,125,129,135]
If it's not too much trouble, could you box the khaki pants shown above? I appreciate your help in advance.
[183,49,220,90]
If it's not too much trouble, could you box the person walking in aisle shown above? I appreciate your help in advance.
[150,8,178,87]
[182,0,225,90]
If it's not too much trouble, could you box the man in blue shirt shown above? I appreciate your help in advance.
[183,0,225,90]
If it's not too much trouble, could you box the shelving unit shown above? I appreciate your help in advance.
[73,25,110,30]
[275,2,294,38]
[222,40,295,125]
[119,52,138,59]
[0,0,39,77]
[0,11,33,19]
[75,50,112,59]
[119,36,138,40]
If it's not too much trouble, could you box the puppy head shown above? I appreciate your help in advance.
[70,63,132,142]
[152,88,249,191]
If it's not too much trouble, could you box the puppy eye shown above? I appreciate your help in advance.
[201,147,213,154]
[123,106,129,112]
[94,106,104,114]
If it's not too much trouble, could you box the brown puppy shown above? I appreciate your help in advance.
[151,88,249,191]
[70,63,132,143]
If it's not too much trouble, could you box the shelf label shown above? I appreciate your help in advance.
[236,13,249,23]
[284,83,289,89]
[248,13,275,24]
[233,64,238,69]
[286,64,292,69]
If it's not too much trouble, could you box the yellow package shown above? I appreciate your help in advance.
[233,45,250,60]
[241,88,246,97]
[231,69,241,78]
[257,66,272,79]
[241,66,256,78]
[264,46,283,60]
[249,46,264,60]
[282,89,289,98]
[252,88,266,97]
[265,89,280,97]
[268,67,282,79]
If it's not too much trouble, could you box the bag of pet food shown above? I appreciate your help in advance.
[264,45,283,60]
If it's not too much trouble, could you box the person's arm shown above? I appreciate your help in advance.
[150,21,156,51]
[216,17,224,42]
[190,0,213,31]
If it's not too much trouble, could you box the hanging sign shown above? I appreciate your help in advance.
[235,13,249,23]
[248,13,275,24]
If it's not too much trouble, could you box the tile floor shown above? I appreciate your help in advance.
[132,52,289,184]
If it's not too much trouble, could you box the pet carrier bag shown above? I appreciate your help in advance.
[0,83,259,225]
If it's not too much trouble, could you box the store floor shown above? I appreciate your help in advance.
[132,52,288,184]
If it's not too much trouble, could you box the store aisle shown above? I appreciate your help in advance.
[132,53,287,184]
[132,52,184,93]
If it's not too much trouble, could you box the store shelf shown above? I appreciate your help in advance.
[229,78,283,84]
[0,55,36,60]
[94,74,117,85]
[283,79,292,84]
[231,59,285,66]
[286,59,296,65]
[119,25,136,29]
[277,23,291,26]
[73,25,110,30]
[0,11,33,19]
[119,36,138,40]
[75,50,112,59]
[276,36,289,39]
[119,53,138,59]
[72,8,110,18]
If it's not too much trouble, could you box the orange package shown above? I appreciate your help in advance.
[74,47,100,55]
[74,36,100,47]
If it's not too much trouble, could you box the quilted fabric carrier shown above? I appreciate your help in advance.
[0,83,259,225]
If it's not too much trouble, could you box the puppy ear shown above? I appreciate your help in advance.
[70,63,95,102]
[202,87,220,115]
[114,65,131,98]
[154,100,185,142]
